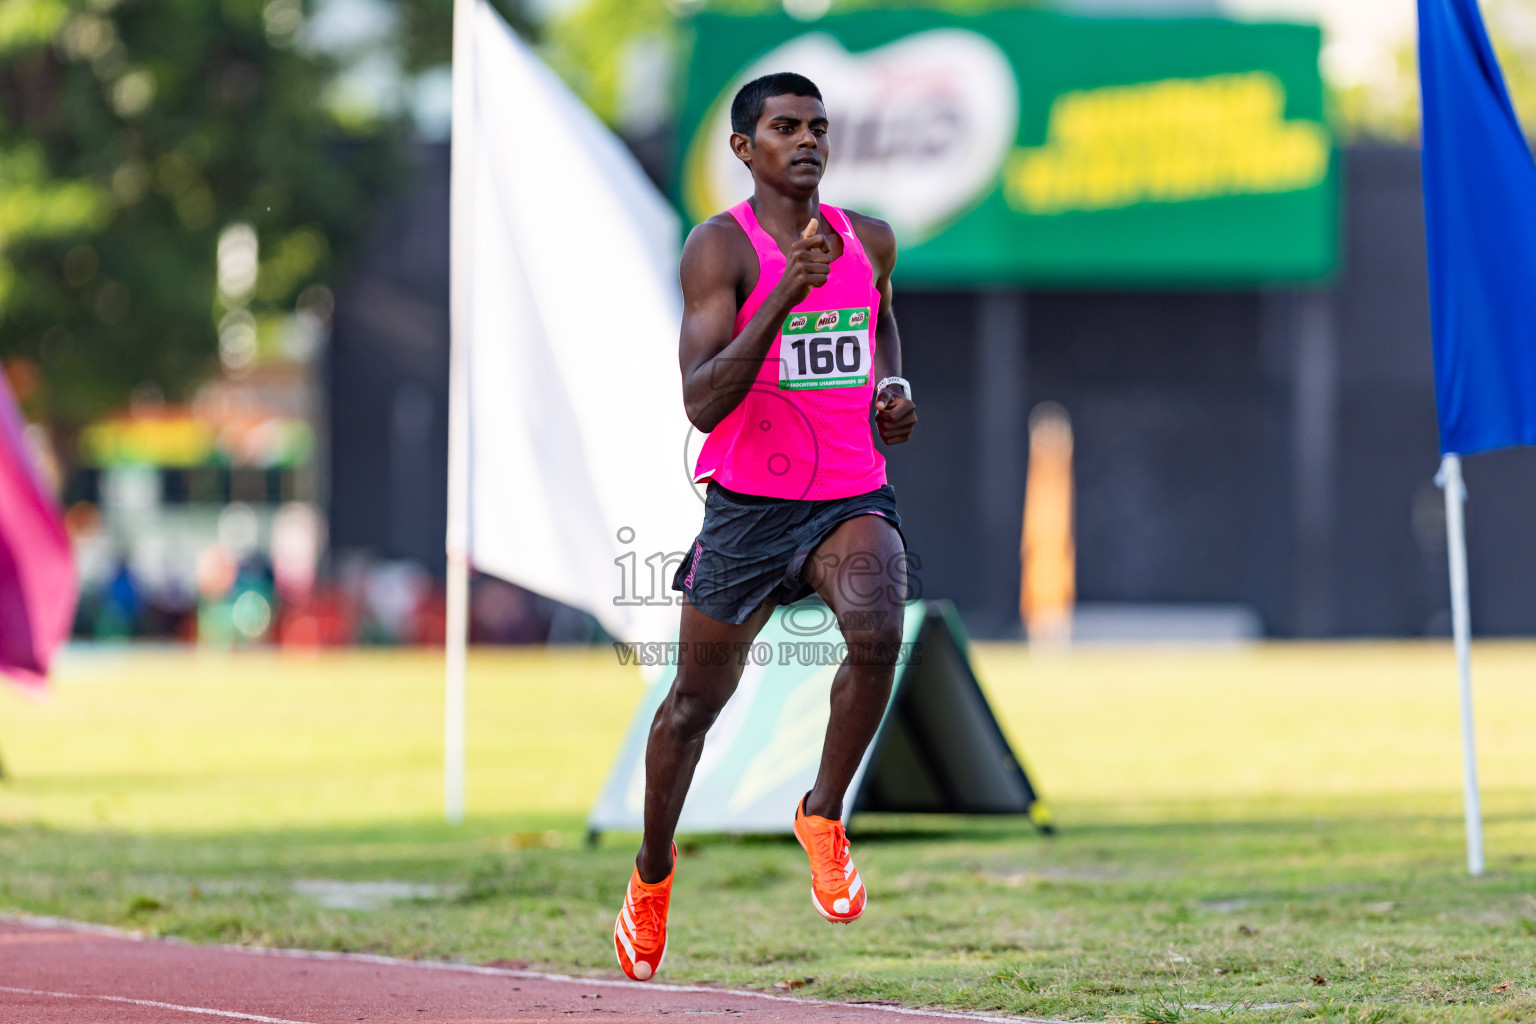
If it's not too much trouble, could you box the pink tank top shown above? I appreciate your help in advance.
[692,201,886,501]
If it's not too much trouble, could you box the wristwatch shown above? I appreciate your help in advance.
[876,376,912,402]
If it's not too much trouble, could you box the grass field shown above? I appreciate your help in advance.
[3,641,1536,1022]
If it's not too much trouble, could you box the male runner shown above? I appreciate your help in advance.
[613,72,918,982]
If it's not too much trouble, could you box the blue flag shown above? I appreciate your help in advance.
[1419,0,1536,455]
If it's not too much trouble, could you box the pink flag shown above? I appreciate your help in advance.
[0,372,77,692]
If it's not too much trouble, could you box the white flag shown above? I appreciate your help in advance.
[455,0,701,644]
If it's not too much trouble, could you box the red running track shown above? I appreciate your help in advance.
[0,918,1054,1024]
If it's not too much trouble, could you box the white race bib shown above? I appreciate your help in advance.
[778,307,871,391]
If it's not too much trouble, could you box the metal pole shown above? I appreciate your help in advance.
[443,0,477,825]
[1439,453,1483,876]
[444,556,468,824]
[1291,292,1337,637]
[975,291,1027,636]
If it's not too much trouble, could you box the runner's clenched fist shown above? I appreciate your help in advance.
[775,218,831,305]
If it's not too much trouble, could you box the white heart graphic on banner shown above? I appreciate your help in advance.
[687,29,1019,243]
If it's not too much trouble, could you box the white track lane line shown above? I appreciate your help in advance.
[0,983,317,1024]
[3,914,1068,1023]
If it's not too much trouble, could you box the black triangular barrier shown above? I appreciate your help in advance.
[853,601,1052,830]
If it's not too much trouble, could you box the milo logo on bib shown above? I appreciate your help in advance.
[779,307,871,391]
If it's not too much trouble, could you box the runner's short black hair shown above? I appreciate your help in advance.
[731,72,823,136]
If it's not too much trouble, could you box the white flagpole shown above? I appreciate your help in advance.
[1438,453,1483,876]
[443,0,477,825]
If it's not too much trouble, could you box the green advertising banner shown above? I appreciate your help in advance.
[678,10,1338,285]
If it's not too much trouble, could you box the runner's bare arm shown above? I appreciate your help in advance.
[679,217,831,433]
[853,213,917,446]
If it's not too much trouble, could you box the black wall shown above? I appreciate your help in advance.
[328,144,1536,637]
[327,146,452,571]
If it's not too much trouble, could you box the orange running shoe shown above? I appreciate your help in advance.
[614,844,673,981]
[793,795,866,923]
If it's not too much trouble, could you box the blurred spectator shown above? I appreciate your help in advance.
[68,530,602,647]
[275,585,359,648]
[471,575,552,644]
[272,502,325,605]
[94,560,143,639]
[411,585,448,646]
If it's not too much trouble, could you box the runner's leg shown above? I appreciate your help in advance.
[800,514,907,821]
[636,600,779,883]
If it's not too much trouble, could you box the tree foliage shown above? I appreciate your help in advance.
[0,0,402,424]
[543,0,670,128]
[393,0,533,75]
[1329,0,1536,142]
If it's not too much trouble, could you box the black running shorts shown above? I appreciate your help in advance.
[671,481,904,625]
